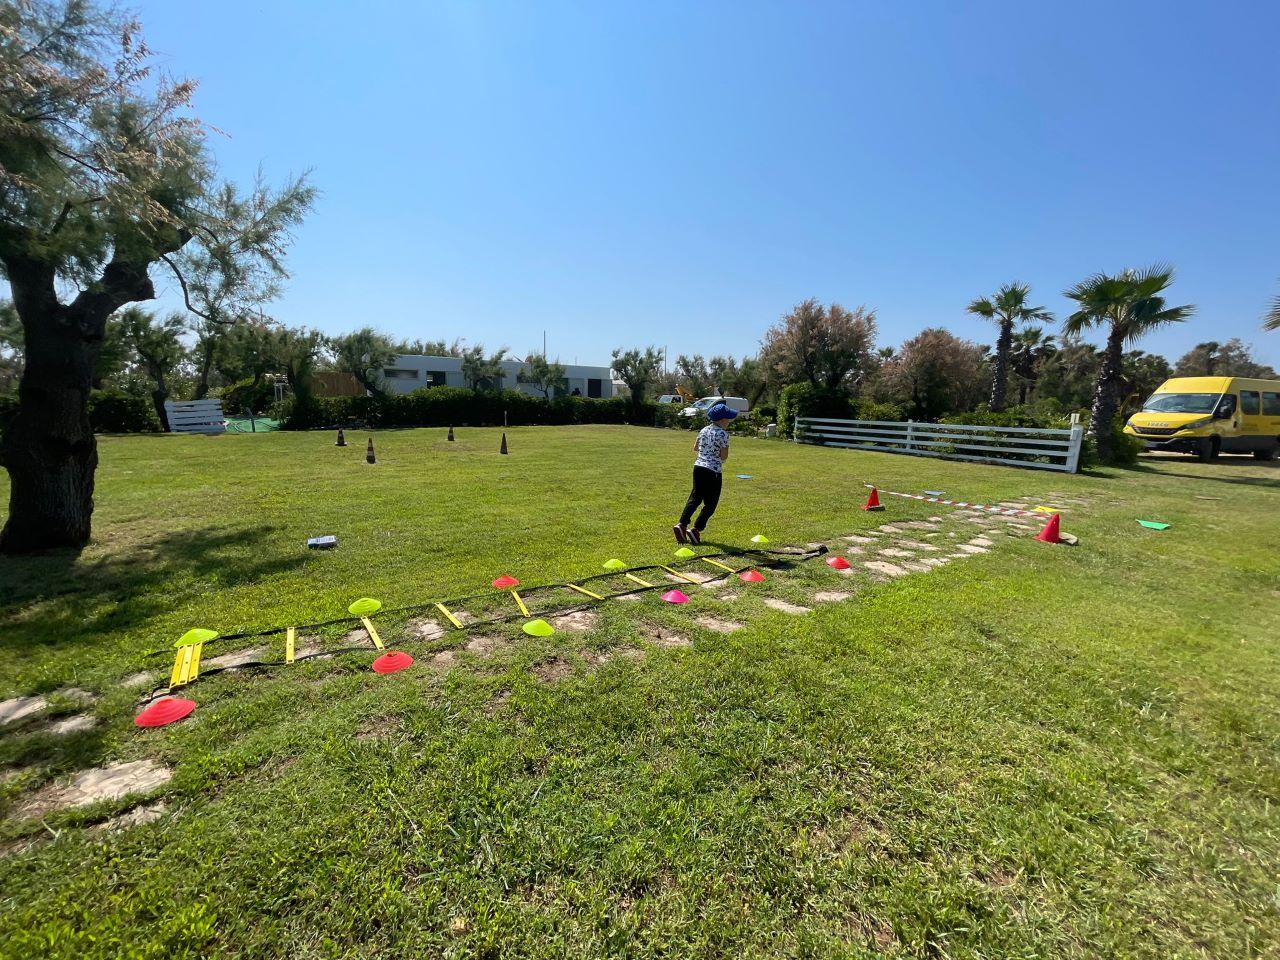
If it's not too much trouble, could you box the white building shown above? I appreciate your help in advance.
[380,355,616,399]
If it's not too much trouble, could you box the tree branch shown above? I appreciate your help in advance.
[159,253,222,324]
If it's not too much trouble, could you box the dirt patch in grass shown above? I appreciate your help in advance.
[17,760,172,819]
[356,715,405,742]
[551,610,599,632]
[429,650,460,670]
[813,591,851,603]
[763,597,811,615]
[463,635,507,657]
[407,618,446,641]
[665,569,716,585]
[532,657,574,682]
[89,801,167,834]
[644,624,692,648]
[694,615,742,633]
[121,671,154,690]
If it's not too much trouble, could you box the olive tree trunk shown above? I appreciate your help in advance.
[0,256,155,554]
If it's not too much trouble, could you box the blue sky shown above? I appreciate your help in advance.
[137,0,1280,367]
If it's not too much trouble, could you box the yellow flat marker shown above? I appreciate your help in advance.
[624,572,652,587]
[565,583,604,600]
[286,627,296,664]
[511,589,530,617]
[660,565,701,585]
[435,602,463,629]
[359,617,384,650]
[188,642,203,681]
[700,557,736,573]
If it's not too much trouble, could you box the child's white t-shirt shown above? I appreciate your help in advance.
[694,425,729,472]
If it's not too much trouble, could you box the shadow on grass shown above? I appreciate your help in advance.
[1128,454,1280,489]
[0,524,307,658]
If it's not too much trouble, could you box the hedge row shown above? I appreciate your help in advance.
[0,390,161,439]
[276,387,657,430]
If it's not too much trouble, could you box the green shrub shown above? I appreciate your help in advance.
[89,390,161,433]
[220,378,276,416]
[777,384,855,439]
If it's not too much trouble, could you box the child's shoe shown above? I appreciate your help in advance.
[688,527,702,545]
[673,524,688,544]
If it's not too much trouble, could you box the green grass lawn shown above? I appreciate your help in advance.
[1,424,1278,958]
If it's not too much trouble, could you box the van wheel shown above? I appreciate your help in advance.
[1196,437,1220,462]
[1254,444,1279,461]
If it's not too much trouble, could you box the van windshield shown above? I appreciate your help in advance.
[693,398,718,410]
[1142,392,1220,414]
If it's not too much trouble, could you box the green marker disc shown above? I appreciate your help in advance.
[603,559,627,571]
[174,627,219,649]
[522,619,554,637]
[750,534,769,544]
[1137,520,1170,530]
[348,597,382,616]
[674,546,695,558]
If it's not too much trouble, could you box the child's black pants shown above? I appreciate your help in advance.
[679,466,722,531]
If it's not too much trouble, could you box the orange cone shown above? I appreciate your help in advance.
[335,428,346,447]
[500,432,508,455]
[1035,513,1063,544]
[366,438,376,464]
[863,486,884,511]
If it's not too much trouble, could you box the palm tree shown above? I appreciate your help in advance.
[1063,265,1194,463]
[966,283,1053,412]
[1264,283,1280,331]
[1009,326,1057,406]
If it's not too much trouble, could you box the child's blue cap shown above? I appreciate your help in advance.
[708,403,738,421]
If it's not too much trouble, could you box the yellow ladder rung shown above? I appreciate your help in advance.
[361,616,385,650]
[169,642,202,688]
[565,583,604,600]
[700,557,736,573]
[286,627,296,664]
[435,602,463,629]
[624,572,653,587]
[511,589,530,617]
[169,646,189,688]
[660,565,701,585]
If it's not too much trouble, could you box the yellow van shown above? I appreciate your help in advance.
[1125,376,1280,461]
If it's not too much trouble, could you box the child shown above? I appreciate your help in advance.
[674,403,737,544]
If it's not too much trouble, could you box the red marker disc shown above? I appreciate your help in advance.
[739,569,765,583]
[491,575,519,589]
[661,589,689,604]
[827,556,851,570]
[135,697,196,728]
[372,651,414,674]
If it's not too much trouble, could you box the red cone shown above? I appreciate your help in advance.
[863,486,884,511]
[335,428,347,447]
[739,569,765,583]
[1035,513,1063,544]
[135,697,196,728]
[827,556,851,570]
[366,438,376,464]
[372,651,414,674]
[492,575,519,589]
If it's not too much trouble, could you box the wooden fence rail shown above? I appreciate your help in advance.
[795,415,1084,473]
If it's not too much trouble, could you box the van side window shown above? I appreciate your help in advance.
[1240,390,1261,415]
[1264,392,1280,416]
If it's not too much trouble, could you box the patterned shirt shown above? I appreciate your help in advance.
[694,424,729,472]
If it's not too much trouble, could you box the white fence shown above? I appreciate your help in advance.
[795,415,1084,473]
[164,398,226,435]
